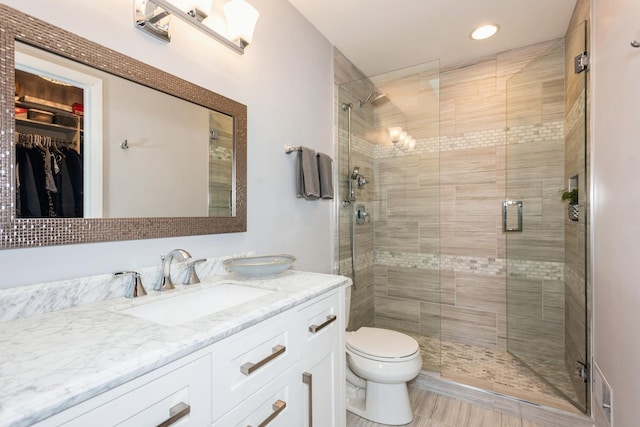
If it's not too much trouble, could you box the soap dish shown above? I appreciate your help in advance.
[223,254,296,278]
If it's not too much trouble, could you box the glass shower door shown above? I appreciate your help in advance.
[505,21,588,413]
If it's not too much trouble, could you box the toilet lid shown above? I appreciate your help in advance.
[346,327,419,359]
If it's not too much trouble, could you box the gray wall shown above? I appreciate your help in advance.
[592,0,640,425]
[1,0,336,287]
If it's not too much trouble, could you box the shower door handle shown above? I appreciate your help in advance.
[503,200,523,232]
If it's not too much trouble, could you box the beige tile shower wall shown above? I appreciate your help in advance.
[334,48,376,331]
[372,40,566,353]
[208,112,233,217]
[506,41,567,366]
[370,61,442,343]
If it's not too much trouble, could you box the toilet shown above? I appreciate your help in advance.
[344,287,422,425]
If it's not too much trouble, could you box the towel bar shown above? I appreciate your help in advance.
[284,145,301,154]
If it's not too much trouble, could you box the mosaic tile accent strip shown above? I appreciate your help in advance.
[507,121,564,145]
[339,250,375,276]
[373,136,439,157]
[506,259,564,281]
[371,118,563,159]
[439,128,507,151]
[375,250,440,270]
[440,255,507,276]
[375,251,563,281]
[208,145,233,161]
[374,127,507,159]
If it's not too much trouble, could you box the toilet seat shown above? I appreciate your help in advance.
[346,327,419,361]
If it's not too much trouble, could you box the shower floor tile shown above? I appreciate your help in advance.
[404,333,581,414]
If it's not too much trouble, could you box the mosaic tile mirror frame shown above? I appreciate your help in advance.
[0,5,248,249]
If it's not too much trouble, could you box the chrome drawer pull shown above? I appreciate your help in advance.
[302,372,313,427]
[308,314,337,333]
[157,401,190,427]
[247,399,287,427]
[241,344,286,375]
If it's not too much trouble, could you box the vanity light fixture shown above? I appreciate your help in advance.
[389,127,403,144]
[398,131,407,147]
[470,24,499,40]
[134,0,259,54]
[224,0,260,48]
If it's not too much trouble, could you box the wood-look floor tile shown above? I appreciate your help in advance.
[346,384,590,427]
[409,387,438,418]
[501,412,524,427]
[430,395,465,426]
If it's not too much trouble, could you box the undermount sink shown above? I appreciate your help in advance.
[121,283,274,326]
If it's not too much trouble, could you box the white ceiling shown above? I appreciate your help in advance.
[287,0,577,76]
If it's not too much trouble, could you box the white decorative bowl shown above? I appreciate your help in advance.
[223,254,296,278]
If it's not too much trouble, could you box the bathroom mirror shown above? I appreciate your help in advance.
[0,5,247,249]
[15,43,236,219]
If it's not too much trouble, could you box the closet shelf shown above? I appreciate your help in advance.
[16,118,79,134]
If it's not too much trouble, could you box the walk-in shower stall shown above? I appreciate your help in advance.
[337,20,589,414]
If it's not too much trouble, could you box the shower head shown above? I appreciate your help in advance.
[358,92,388,107]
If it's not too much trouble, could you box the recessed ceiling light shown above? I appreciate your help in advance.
[471,24,499,40]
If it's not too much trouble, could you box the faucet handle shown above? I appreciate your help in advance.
[186,259,206,285]
[114,271,147,298]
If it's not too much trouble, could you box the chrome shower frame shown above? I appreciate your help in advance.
[341,102,357,289]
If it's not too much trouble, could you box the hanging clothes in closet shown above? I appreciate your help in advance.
[15,132,83,218]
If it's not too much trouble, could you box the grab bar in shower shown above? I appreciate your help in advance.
[503,200,523,232]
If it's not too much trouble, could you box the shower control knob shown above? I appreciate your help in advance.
[355,204,370,225]
[356,176,368,188]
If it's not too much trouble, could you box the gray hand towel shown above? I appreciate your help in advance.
[316,152,334,199]
[296,146,320,200]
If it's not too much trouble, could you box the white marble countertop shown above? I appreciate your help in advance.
[0,270,350,427]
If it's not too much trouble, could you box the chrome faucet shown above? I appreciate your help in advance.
[155,249,192,291]
[114,271,147,298]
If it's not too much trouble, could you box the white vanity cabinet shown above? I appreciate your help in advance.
[35,353,212,427]
[32,286,345,427]
[298,291,344,427]
[212,289,344,426]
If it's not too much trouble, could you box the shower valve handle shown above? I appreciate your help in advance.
[356,176,368,187]
[355,204,370,225]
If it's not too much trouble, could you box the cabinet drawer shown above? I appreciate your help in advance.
[212,312,297,421]
[298,291,341,348]
[212,364,301,427]
[59,355,211,426]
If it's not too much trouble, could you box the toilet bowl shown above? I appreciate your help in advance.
[345,326,422,425]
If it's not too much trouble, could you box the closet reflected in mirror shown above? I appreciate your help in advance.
[15,68,84,218]
[14,41,235,219]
